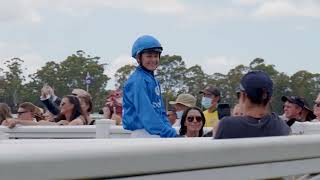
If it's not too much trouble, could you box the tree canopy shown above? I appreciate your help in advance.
[115,57,319,113]
[1,53,319,114]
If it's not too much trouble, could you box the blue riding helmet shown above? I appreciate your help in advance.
[131,35,163,59]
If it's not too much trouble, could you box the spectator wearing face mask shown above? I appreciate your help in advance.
[169,94,197,127]
[199,85,221,129]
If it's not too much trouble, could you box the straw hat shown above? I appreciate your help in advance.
[169,94,196,107]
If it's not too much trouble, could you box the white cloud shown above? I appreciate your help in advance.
[0,0,42,23]
[104,55,137,89]
[254,0,320,18]
[0,0,187,23]
[294,25,309,32]
[0,41,45,81]
[1,1,320,25]
[232,0,262,6]
[104,55,136,77]
[98,0,187,15]
[184,56,242,75]
[20,53,46,76]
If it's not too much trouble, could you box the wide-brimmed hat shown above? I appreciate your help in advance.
[169,94,196,107]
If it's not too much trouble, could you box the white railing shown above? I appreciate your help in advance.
[3,120,320,139]
[291,122,320,135]
[0,122,213,139]
[0,119,132,139]
[1,135,320,179]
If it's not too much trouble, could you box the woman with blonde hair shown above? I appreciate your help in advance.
[17,102,45,121]
[0,103,12,124]
[2,102,45,127]
[78,95,94,125]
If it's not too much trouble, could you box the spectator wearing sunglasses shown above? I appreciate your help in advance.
[53,95,86,125]
[3,96,85,128]
[215,71,290,139]
[2,102,45,128]
[40,88,90,119]
[179,107,206,137]
[312,94,320,122]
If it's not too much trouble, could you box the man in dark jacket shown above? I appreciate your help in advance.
[40,85,61,116]
[215,71,290,139]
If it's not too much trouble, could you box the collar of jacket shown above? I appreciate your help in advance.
[137,65,154,76]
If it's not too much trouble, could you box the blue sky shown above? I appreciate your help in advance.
[0,0,320,89]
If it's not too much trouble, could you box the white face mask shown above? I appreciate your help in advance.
[201,97,212,109]
[176,111,183,119]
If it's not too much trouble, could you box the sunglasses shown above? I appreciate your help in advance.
[314,101,320,107]
[186,116,202,123]
[17,111,29,115]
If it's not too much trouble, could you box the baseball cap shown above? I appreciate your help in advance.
[281,96,305,109]
[240,70,273,99]
[199,85,221,96]
[169,94,196,107]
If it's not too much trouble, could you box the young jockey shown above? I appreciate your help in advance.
[122,35,177,138]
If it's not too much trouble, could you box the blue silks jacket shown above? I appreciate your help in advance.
[122,66,177,138]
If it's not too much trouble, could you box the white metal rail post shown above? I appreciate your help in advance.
[95,119,114,138]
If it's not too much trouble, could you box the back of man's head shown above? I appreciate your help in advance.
[240,71,273,105]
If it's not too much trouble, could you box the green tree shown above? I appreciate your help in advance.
[290,70,316,105]
[0,68,6,102]
[272,72,291,112]
[3,58,25,110]
[313,73,320,97]
[29,51,110,111]
[183,65,207,106]
[114,64,136,89]
[225,64,250,106]
[156,55,187,109]
[249,58,278,77]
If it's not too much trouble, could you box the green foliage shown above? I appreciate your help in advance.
[290,70,317,105]
[114,64,136,89]
[2,58,25,110]
[1,51,110,112]
[115,56,319,113]
[183,65,207,106]
[156,55,187,94]
[155,55,187,109]
[1,52,319,115]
